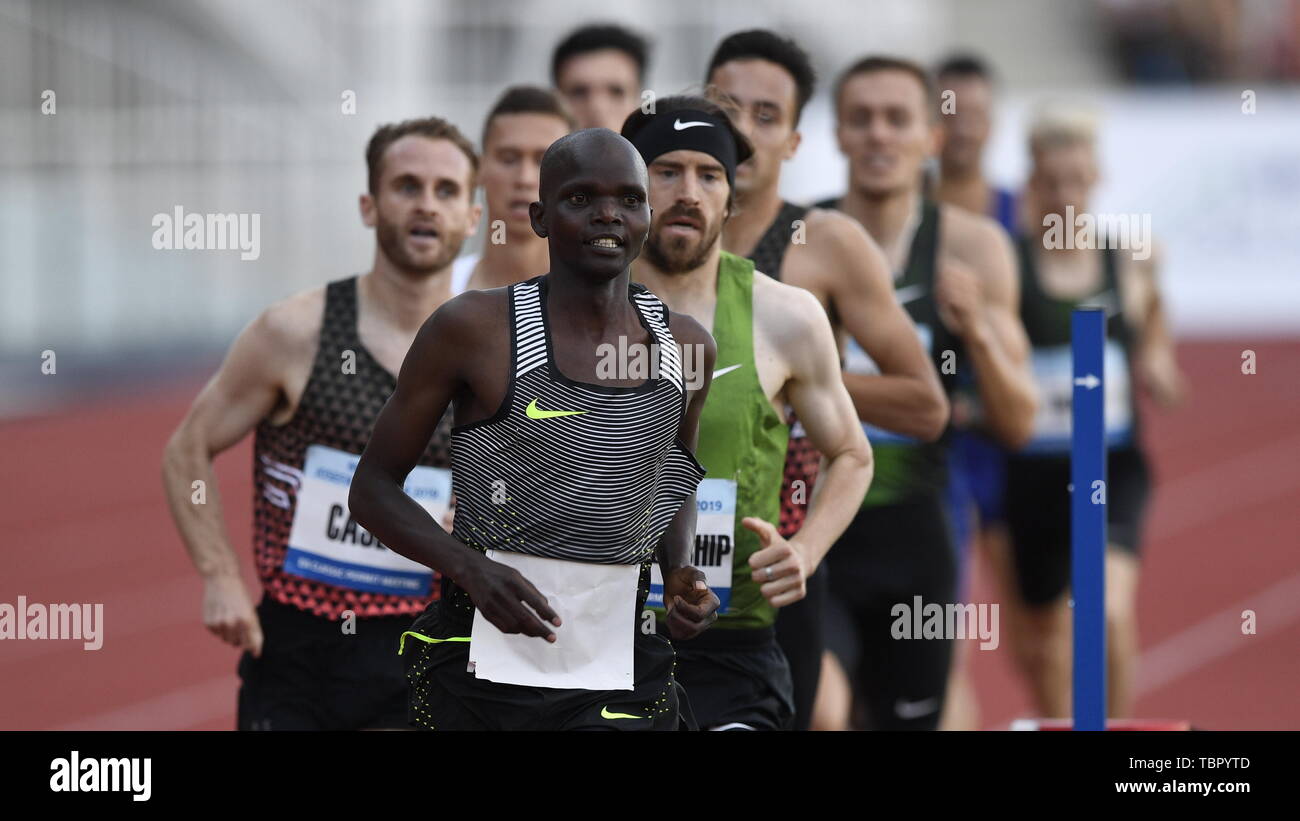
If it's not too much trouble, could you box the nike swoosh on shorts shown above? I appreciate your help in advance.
[894,697,940,719]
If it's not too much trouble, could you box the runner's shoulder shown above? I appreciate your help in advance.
[249,285,326,363]
[787,206,876,263]
[939,202,1013,260]
[752,269,829,335]
[666,310,715,360]
[420,286,509,346]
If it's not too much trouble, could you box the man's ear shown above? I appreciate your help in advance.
[529,200,547,238]
[784,129,802,162]
[360,192,377,228]
[465,202,484,238]
[926,120,944,160]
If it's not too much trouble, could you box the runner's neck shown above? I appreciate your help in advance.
[839,186,923,273]
[631,245,724,320]
[360,262,454,334]
[475,227,551,290]
[725,184,786,258]
[936,170,989,217]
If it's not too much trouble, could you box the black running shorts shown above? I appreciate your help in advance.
[1003,446,1152,606]
[402,598,680,731]
[237,595,411,730]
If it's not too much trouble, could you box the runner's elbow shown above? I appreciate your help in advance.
[916,389,950,442]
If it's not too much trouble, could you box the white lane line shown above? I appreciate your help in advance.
[1137,570,1300,696]
[51,675,238,731]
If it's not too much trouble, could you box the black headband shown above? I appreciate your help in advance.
[629,109,739,190]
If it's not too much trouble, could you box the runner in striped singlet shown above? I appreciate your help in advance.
[349,128,721,730]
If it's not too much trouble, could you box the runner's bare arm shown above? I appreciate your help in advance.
[656,313,720,639]
[161,292,319,655]
[748,281,872,608]
[1126,243,1185,407]
[940,213,1038,449]
[814,211,949,439]
[349,292,561,640]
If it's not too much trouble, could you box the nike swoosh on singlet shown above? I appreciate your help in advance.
[895,283,927,306]
[673,119,713,130]
[525,398,588,419]
[712,363,742,379]
[601,706,644,720]
[894,697,940,719]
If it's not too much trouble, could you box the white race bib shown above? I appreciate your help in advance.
[283,444,450,596]
[1024,341,1134,454]
[469,550,639,690]
[648,477,736,613]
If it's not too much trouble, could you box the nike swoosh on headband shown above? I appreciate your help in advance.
[673,119,713,130]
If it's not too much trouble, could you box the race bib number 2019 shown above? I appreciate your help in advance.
[648,478,737,613]
[283,444,450,596]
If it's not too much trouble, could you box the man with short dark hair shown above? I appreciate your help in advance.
[816,56,1038,730]
[162,117,482,730]
[551,23,650,131]
[451,85,574,294]
[705,29,947,732]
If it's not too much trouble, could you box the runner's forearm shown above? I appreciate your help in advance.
[964,326,1037,449]
[792,444,872,569]
[842,372,949,440]
[348,463,483,581]
[161,431,242,580]
[657,493,699,579]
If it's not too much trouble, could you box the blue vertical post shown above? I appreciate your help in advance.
[1072,308,1106,730]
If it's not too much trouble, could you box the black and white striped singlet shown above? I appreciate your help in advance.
[449,275,706,566]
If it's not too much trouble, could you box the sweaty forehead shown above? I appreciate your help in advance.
[539,131,646,199]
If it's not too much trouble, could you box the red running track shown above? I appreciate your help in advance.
[0,340,1296,730]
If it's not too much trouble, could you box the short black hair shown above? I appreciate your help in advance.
[834,55,934,118]
[935,53,996,83]
[551,24,650,85]
[620,95,754,211]
[481,85,575,149]
[706,29,817,126]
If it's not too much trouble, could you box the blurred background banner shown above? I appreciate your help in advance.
[0,0,1296,730]
[3,0,1297,412]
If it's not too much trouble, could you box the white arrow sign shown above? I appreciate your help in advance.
[1074,374,1100,390]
